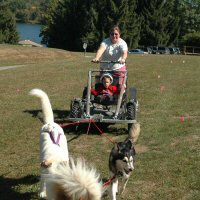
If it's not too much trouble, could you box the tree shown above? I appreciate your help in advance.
[0,1,19,44]
[178,0,200,38]
[40,0,141,51]
[7,0,51,24]
[118,0,141,48]
[137,0,180,46]
[183,32,200,47]
[40,0,67,48]
[41,0,90,50]
[96,0,141,49]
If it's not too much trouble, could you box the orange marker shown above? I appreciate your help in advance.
[181,116,184,123]
[161,86,165,92]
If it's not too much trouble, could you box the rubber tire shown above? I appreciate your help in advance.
[127,103,136,120]
[126,102,136,132]
[70,102,82,118]
[70,102,82,132]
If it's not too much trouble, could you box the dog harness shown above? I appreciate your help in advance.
[49,131,61,146]
[103,176,116,186]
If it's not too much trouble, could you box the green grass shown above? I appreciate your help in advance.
[0,44,200,200]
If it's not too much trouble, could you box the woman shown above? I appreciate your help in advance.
[92,25,128,83]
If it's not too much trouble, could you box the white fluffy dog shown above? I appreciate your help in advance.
[42,158,102,200]
[30,89,102,200]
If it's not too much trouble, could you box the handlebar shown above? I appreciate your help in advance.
[91,60,123,64]
[99,60,121,64]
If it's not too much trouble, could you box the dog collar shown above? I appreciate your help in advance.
[49,131,61,146]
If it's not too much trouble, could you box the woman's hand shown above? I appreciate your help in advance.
[119,58,126,64]
[91,58,100,63]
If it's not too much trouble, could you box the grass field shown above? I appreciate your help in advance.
[0,44,200,200]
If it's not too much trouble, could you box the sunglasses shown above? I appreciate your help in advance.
[110,32,119,36]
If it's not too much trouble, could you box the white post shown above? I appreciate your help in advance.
[83,42,87,56]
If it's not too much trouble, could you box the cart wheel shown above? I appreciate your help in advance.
[70,102,81,118]
[126,102,136,132]
[70,102,82,131]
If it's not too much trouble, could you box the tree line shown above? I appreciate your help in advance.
[1,0,200,50]
[0,0,49,44]
[7,0,49,24]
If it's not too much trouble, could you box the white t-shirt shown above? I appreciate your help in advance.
[100,38,128,70]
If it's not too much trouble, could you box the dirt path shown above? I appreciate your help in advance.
[0,65,26,71]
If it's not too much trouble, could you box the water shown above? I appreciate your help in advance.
[16,23,42,44]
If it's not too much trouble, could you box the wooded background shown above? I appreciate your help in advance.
[1,0,200,51]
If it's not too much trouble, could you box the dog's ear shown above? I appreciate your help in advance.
[116,142,124,153]
[117,142,123,149]
[114,143,118,151]
[126,140,133,149]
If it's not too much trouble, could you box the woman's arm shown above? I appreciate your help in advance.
[92,45,105,62]
[120,50,128,64]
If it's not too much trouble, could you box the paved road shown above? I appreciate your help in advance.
[0,65,26,71]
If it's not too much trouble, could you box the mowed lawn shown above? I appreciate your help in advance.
[0,44,199,200]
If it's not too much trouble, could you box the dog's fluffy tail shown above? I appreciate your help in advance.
[29,89,54,124]
[128,122,141,143]
[44,158,102,200]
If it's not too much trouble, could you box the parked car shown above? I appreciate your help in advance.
[168,47,176,54]
[139,47,152,54]
[175,48,181,54]
[157,47,170,54]
[147,47,153,54]
[151,46,159,54]
[129,49,144,54]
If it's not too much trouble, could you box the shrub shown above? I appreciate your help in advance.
[183,32,200,47]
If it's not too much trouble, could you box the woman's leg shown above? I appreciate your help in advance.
[112,65,126,85]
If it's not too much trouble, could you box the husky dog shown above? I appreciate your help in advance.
[109,123,140,200]
[30,89,102,200]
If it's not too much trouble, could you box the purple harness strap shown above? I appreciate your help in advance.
[49,132,61,146]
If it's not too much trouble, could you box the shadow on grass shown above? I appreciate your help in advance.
[24,109,128,141]
[24,109,70,123]
[0,175,38,200]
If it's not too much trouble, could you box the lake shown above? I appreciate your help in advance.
[17,23,42,44]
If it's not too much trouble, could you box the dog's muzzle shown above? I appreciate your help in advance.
[124,168,133,174]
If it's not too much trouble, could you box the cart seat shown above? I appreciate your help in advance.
[93,75,124,105]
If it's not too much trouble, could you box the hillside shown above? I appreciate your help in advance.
[0,44,79,66]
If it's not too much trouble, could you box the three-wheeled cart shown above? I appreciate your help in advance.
[67,61,138,131]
